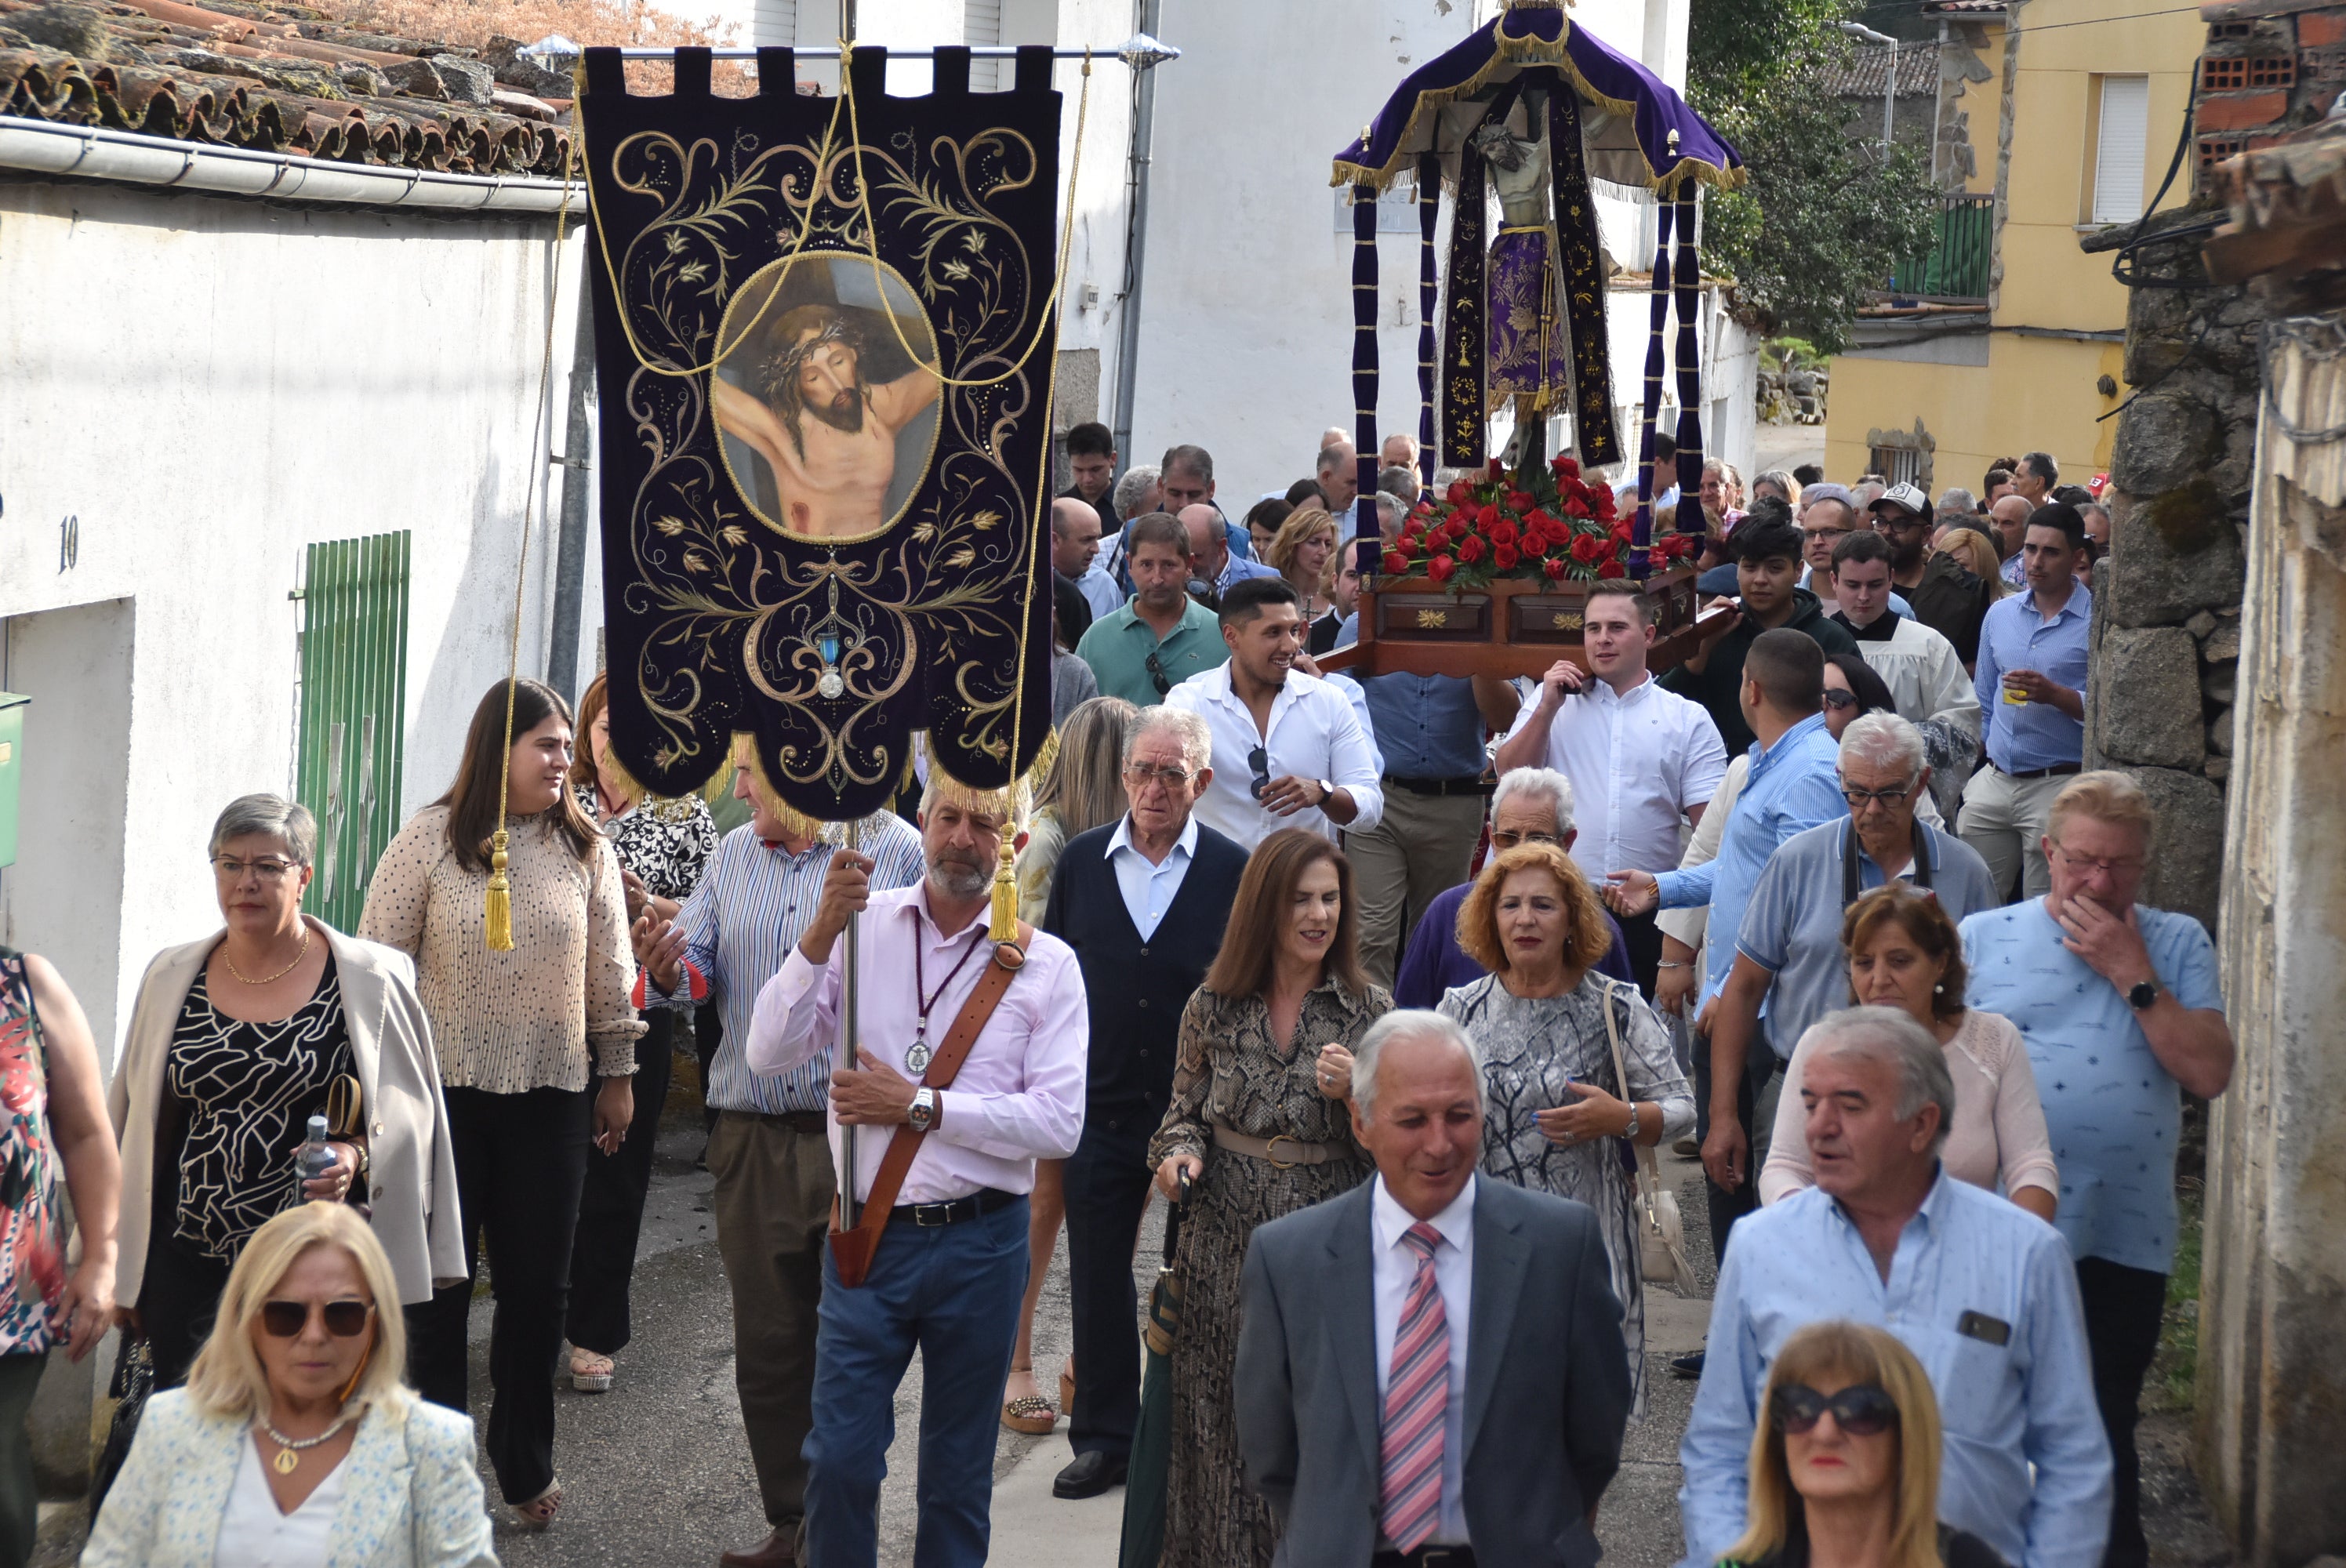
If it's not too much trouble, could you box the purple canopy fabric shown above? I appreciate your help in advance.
[1331,2,1741,193]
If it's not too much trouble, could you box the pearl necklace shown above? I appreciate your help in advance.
[258,1410,354,1475]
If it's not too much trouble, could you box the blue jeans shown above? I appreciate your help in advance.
[804,1195,1030,1567]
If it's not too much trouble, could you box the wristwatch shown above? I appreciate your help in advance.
[1316,779,1335,806]
[2126,979,2159,1012]
[907,1087,937,1131]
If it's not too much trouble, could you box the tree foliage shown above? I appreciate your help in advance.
[1687,0,1943,355]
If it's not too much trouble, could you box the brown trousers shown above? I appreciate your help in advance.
[707,1110,834,1527]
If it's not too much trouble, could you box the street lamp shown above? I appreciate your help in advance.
[1838,20,1898,146]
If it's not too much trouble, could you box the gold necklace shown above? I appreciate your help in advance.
[258,1410,354,1474]
[222,926,311,986]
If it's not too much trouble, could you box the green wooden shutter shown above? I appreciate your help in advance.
[295,532,411,934]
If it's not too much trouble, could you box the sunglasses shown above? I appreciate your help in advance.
[1821,689,1860,711]
[261,1298,375,1339]
[1770,1382,1899,1437]
[1247,746,1271,802]
[1145,651,1171,698]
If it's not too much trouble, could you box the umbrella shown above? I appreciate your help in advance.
[1117,1177,1187,1568]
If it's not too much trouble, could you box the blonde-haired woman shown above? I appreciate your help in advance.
[1934,528,2008,603]
[84,1203,494,1568]
[1436,841,1691,1414]
[1266,506,1339,648]
[1004,693,1135,1434]
[1717,1320,2004,1568]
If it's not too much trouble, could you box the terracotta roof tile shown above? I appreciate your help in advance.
[1814,42,1942,99]
[0,0,570,176]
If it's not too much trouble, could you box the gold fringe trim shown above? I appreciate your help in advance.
[1329,20,1747,196]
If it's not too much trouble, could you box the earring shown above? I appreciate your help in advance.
[1933,982,1945,994]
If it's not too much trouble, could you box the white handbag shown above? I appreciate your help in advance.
[1599,979,1701,1297]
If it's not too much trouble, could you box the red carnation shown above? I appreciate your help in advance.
[1427,553,1458,583]
[1383,550,1410,575]
[1597,559,1626,580]
[1571,533,1604,564]
[1506,490,1537,514]
[1458,535,1487,564]
[1493,542,1520,571]
[1543,557,1568,580]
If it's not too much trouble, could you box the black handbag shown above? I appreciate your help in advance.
[88,1334,153,1523]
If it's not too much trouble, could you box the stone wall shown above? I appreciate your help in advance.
[2083,206,2259,931]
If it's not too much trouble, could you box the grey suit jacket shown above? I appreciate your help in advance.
[1236,1177,1632,1568]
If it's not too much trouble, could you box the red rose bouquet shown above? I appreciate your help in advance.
[1385,456,1695,589]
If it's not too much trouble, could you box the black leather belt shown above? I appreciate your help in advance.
[1372,1549,1476,1568]
[1381,774,1491,798]
[890,1187,1022,1228]
[721,1109,829,1135]
[1999,763,2082,782]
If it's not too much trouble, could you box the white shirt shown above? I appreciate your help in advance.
[748,884,1089,1204]
[1501,672,1730,877]
[215,1432,347,1568]
[1162,662,1385,849]
[1106,813,1197,940]
[1847,613,1983,744]
[1371,1173,1476,1548]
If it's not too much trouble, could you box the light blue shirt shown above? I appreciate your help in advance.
[652,815,927,1114]
[1735,818,2000,1058]
[1078,562,1124,619]
[1960,898,2223,1274]
[1654,713,1847,1006]
[1974,581,2091,773]
[1331,611,1485,779]
[1215,552,1284,593]
[1105,812,1197,941]
[1678,1174,2113,1568]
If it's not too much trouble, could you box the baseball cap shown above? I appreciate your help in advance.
[1870,482,1930,521]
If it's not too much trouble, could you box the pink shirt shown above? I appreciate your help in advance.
[747,884,1088,1205]
[1760,1007,2059,1207]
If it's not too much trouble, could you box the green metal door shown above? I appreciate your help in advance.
[295,532,410,934]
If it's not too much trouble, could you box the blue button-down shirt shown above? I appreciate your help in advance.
[1105,812,1197,941]
[650,815,927,1114]
[1330,611,1486,779]
[1679,1173,2112,1568]
[1974,581,2092,772]
[1215,552,1284,594]
[1654,712,1846,1006]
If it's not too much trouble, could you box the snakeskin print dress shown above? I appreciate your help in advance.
[1146,978,1389,1568]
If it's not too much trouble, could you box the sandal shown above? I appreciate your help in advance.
[513,1479,562,1530]
[569,1349,615,1393]
[1002,1364,1056,1435]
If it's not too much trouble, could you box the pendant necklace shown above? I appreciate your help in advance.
[906,925,990,1075]
[260,1411,354,1474]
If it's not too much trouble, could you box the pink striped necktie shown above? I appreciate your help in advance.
[1379,1221,1451,1554]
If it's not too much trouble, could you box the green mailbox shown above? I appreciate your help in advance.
[0,692,24,869]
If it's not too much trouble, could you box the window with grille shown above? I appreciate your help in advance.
[754,0,796,48]
[294,533,410,935]
[2090,75,2150,225]
[965,0,1000,91]
[1868,447,1923,488]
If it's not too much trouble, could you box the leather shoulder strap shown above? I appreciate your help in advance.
[849,922,1034,1233]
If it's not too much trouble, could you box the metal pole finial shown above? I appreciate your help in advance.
[1117,33,1181,71]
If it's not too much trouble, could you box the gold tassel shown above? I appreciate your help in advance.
[485,828,514,951]
[988,837,1019,943]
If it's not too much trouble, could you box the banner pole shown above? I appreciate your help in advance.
[839,817,862,1232]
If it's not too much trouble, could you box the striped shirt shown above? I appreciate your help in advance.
[649,812,926,1115]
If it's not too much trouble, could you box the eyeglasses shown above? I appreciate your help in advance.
[1770,1383,1899,1437]
[1145,651,1171,697]
[1821,690,1860,712]
[1840,782,1917,808]
[1802,528,1851,543]
[1127,762,1194,790]
[1247,746,1272,802]
[1873,514,1928,533]
[1489,829,1560,850]
[212,857,299,883]
[260,1298,375,1339]
[2047,844,2144,877]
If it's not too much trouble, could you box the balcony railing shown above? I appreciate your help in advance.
[1883,194,1995,304]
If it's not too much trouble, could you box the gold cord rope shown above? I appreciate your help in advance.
[486,130,583,952]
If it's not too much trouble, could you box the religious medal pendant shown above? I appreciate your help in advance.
[273,1447,300,1475]
[905,1019,932,1076]
[816,633,844,700]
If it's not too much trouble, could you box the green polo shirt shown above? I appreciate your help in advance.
[1074,595,1229,707]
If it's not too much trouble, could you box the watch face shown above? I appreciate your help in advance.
[2129,981,2158,1010]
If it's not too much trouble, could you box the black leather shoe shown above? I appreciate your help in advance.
[1052,1450,1128,1500]
[1670,1348,1706,1379]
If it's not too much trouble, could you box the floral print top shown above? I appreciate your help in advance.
[0,951,64,1356]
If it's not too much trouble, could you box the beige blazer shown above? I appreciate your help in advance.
[109,919,467,1307]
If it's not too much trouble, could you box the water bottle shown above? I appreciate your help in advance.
[296,1114,337,1189]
